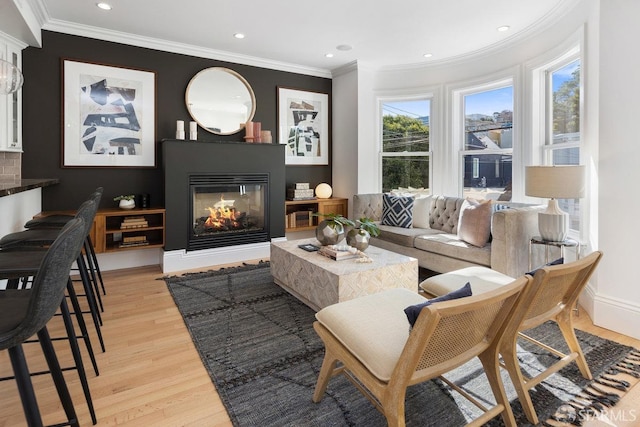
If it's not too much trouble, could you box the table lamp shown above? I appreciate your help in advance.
[525,165,585,242]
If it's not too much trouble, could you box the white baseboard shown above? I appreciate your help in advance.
[95,248,163,271]
[162,238,286,273]
[580,284,640,340]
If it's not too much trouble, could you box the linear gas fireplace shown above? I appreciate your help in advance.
[188,173,269,251]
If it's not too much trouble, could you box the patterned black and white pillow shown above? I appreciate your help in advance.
[382,193,414,228]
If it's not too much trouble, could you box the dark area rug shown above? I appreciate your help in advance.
[164,261,638,426]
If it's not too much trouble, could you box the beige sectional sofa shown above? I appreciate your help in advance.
[352,194,543,278]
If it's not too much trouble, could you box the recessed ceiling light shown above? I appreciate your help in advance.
[325,53,334,58]
[234,33,245,39]
[497,25,510,32]
[423,53,433,58]
[336,44,352,51]
[96,2,112,10]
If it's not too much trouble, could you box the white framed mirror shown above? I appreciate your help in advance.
[185,67,256,135]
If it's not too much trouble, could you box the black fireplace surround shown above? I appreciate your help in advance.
[163,140,286,251]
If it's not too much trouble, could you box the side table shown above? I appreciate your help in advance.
[528,236,581,271]
[528,236,581,315]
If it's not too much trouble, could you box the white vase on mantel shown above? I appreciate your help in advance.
[119,199,135,209]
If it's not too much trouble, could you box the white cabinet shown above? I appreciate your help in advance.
[0,36,22,152]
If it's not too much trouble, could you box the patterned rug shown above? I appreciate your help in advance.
[163,262,639,426]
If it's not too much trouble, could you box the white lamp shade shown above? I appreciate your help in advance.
[315,183,332,199]
[0,58,24,95]
[525,165,585,199]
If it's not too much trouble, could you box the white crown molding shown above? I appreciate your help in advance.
[330,60,358,78]
[41,18,333,79]
[376,0,583,74]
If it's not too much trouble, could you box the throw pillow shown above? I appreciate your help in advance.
[382,193,414,228]
[412,195,433,229]
[457,198,493,247]
[526,257,564,276]
[404,282,473,327]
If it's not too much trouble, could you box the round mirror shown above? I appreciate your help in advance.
[185,67,256,135]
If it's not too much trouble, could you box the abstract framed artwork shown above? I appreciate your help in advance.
[62,59,156,167]
[277,87,329,165]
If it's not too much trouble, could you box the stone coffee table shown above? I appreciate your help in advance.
[270,238,418,311]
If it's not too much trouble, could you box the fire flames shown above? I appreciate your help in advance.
[204,196,245,230]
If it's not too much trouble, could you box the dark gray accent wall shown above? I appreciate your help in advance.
[21,31,331,211]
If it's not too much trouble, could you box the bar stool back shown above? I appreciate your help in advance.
[0,218,86,427]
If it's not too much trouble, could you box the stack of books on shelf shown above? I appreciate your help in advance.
[287,183,316,200]
[286,210,313,228]
[120,216,148,229]
[119,235,149,248]
[318,245,359,261]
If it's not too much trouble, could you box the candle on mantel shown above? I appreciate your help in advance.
[245,121,254,138]
[176,120,185,140]
[189,121,197,132]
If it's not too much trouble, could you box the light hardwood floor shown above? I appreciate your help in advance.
[1,261,639,426]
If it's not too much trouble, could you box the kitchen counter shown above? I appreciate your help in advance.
[0,179,59,197]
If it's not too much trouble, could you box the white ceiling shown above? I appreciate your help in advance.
[27,0,577,76]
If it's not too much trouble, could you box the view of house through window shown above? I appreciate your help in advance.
[462,85,513,200]
[381,99,430,192]
[548,59,581,231]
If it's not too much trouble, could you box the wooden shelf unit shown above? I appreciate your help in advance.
[285,197,348,232]
[35,207,165,253]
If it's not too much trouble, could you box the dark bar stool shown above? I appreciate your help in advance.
[24,187,106,299]
[0,218,87,427]
[0,199,106,354]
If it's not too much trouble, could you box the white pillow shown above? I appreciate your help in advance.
[412,195,433,229]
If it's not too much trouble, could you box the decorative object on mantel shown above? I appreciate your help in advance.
[113,194,136,209]
[244,120,254,142]
[525,165,585,242]
[185,67,256,135]
[261,130,272,143]
[0,58,24,95]
[314,213,355,246]
[253,122,262,142]
[176,120,185,140]
[189,121,197,140]
[315,183,332,199]
[346,217,380,251]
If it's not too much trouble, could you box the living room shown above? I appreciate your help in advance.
[1,0,639,424]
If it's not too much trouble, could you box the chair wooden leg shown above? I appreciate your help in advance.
[478,350,516,427]
[500,340,539,425]
[381,391,406,427]
[312,350,339,403]
[8,344,44,427]
[556,314,592,379]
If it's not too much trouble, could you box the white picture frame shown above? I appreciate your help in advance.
[62,59,156,168]
[277,87,329,165]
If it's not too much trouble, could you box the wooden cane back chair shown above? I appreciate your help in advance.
[499,250,603,425]
[312,275,531,427]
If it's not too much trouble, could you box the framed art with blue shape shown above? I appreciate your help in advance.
[277,87,329,165]
[62,59,156,168]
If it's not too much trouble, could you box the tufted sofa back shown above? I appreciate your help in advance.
[428,196,465,234]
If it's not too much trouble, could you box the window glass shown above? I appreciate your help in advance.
[548,59,581,233]
[381,99,430,192]
[462,86,513,200]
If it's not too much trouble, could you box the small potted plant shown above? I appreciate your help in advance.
[114,194,136,209]
[347,217,380,251]
[313,213,355,246]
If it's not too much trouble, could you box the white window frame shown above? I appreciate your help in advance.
[453,77,515,197]
[531,44,583,239]
[377,93,435,192]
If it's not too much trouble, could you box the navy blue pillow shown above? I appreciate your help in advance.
[404,282,472,327]
[526,257,564,276]
[382,194,414,228]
